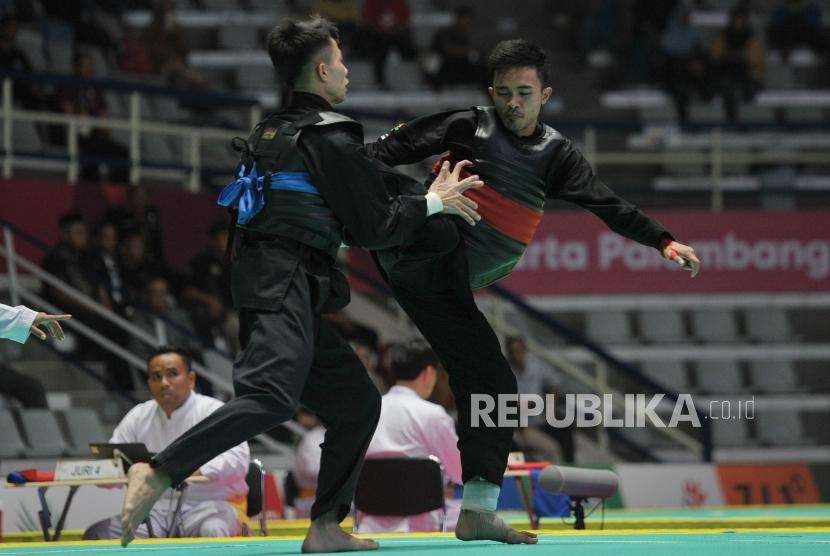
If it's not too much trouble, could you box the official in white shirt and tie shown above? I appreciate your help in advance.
[84,346,250,539]
[360,340,463,533]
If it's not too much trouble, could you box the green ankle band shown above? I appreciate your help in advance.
[461,477,500,512]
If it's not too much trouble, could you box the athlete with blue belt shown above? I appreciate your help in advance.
[120,17,482,553]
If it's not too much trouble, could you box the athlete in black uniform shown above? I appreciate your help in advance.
[120,18,482,553]
[365,39,701,543]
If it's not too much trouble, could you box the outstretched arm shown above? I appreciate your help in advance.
[0,304,71,343]
[548,140,700,276]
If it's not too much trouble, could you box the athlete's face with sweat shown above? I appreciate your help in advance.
[488,66,552,137]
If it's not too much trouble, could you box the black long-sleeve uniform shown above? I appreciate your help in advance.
[362,107,672,486]
[152,93,433,523]
[366,108,671,288]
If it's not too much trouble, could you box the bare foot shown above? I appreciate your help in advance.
[301,512,379,553]
[455,509,538,544]
[120,463,171,547]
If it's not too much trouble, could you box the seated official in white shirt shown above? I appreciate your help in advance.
[291,409,326,518]
[84,346,250,539]
[360,340,463,533]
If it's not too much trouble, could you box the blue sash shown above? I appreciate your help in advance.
[217,163,320,225]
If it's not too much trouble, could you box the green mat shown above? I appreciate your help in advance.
[599,505,830,520]
[2,533,830,556]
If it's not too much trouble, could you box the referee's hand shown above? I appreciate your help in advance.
[662,241,701,277]
[31,312,71,341]
[428,160,484,226]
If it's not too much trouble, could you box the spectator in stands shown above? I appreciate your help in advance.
[506,336,573,464]
[89,221,132,390]
[42,213,106,358]
[312,0,361,53]
[90,221,126,313]
[127,277,199,363]
[0,14,50,111]
[104,186,165,264]
[118,230,169,307]
[658,6,711,126]
[0,14,26,70]
[180,222,239,353]
[712,7,763,124]
[41,0,120,64]
[767,0,825,61]
[83,346,249,539]
[58,51,129,183]
[42,213,96,306]
[142,0,188,75]
[362,0,418,89]
[426,6,485,90]
[361,340,462,532]
[141,0,209,99]
[118,24,153,75]
[622,0,678,84]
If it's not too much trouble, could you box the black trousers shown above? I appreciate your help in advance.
[377,217,517,486]
[153,238,381,522]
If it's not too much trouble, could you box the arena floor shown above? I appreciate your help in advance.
[3,506,830,555]
[2,532,830,556]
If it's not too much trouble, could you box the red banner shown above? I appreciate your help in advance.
[498,209,830,294]
[0,178,225,271]
[3,180,827,296]
[351,210,830,295]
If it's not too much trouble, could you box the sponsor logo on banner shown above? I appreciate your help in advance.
[717,464,820,505]
[616,464,725,508]
[502,210,830,294]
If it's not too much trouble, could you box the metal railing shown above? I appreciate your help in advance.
[1,71,261,191]
[344,261,711,462]
[583,126,830,211]
[1,72,829,204]
[1,221,292,456]
[484,283,711,462]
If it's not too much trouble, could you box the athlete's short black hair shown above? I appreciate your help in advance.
[389,340,439,381]
[266,16,340,92]
[147,345,193,372]
[487,39,550,86]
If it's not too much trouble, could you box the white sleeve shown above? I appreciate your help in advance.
[199,441,250,483]
[110,407,139,443]
[424,410,462,486]
[425,192,444,216]
[0,303,37,344]
[197,399,250,482]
